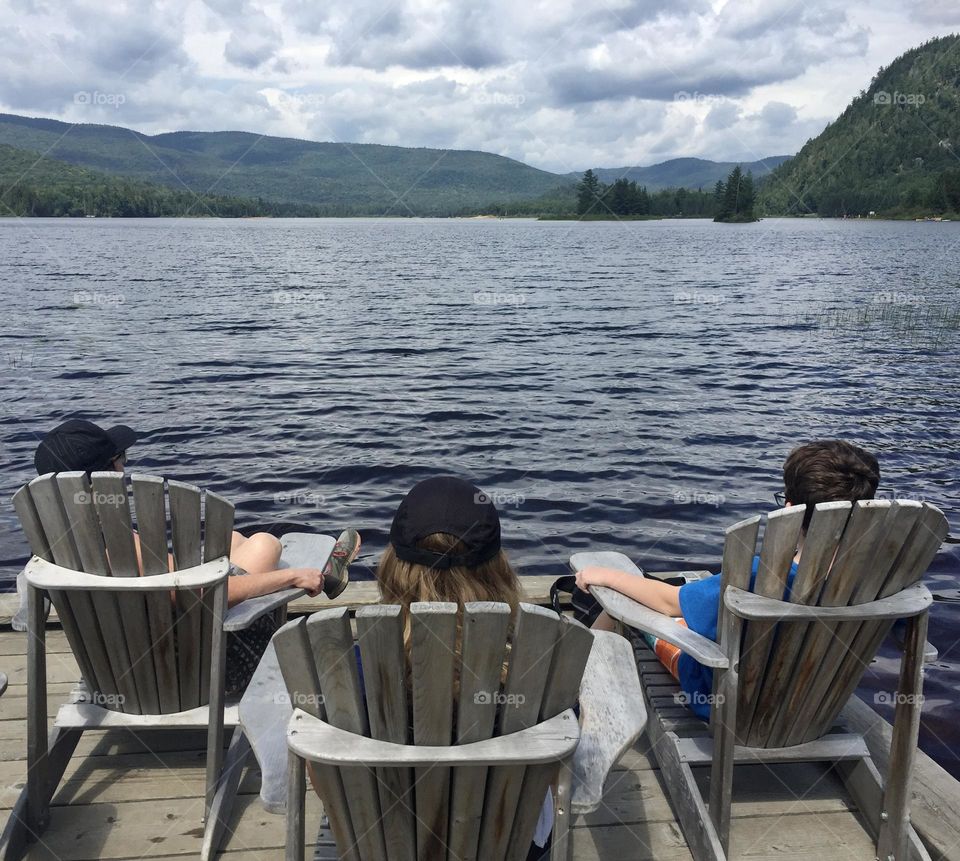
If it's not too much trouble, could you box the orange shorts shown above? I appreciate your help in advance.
[645,618,687,680]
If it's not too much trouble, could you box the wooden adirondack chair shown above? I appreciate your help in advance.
[275,601,644,861]
[574,499,949,861]
[2,470,331,861]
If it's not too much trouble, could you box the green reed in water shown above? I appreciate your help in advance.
[800,300,960,350]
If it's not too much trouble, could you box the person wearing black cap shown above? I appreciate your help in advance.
[378,476,521,610]
[371,477,554,857]
[31,419,343,609]
[34,419,137,476]
[31,418,362,693]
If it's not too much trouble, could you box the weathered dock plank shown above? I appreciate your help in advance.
[842,696,960,861]
[2,623,958,860]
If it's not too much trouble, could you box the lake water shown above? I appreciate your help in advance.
[0,216,958,774]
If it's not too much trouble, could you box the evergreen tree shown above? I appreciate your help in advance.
[714,165,756,222]
[577,169,602,215]
[722,166,743,216]
[740,171,755,217]
[713,180,727,218]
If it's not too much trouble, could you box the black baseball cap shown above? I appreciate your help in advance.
[34,419,138,475]
[389,476,502,570]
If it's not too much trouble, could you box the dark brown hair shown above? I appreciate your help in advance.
[783,440,880,528]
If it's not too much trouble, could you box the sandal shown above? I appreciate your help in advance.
[322,528,361,599]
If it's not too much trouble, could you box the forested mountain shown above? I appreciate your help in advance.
[760,35,960,217]
[0,114,569,216]
[0,143,318,217]
[0,112,792,216]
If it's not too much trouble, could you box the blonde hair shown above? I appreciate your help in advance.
[376,532,521,613]
[377,532,521,700]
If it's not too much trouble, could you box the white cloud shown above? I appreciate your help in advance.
[0,0,956,172]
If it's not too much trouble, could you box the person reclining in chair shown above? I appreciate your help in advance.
[32,418,361,693]
[575,439,880,719]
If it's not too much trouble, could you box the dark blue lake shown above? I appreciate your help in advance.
[0,216,958,773]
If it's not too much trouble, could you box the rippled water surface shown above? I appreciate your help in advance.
[0,216,958,773]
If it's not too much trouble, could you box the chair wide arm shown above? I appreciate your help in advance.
[569,550,727,668]
[592,585,728,668]
[224,588,306,632]
[724,582,932,622]
[287,708,580,767]
[25,556,230,591]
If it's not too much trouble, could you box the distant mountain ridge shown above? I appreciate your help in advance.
[0,113,568,216]
[0,112,793,215]
[570,156,792,191]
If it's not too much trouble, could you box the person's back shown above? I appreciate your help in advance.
[30,417,357,693]
[576,439,881,719]
[312,476,553,858]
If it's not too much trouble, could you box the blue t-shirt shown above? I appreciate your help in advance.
[676,556,799,720]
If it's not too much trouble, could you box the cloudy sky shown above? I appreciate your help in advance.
[1,0,959,173]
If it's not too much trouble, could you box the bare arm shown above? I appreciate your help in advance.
[575,566,682,617]
[223,567,324,608]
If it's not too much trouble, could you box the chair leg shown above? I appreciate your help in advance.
[205,582,229,823]
[549,764,573,861]
[26,585,48,838]
[287,751,306,861]
[656,732,725,861]
[878,611,929,861]
[709,666,738,854]
[1,727,82,861]
[201,727,252,861]
[836,756,931,861]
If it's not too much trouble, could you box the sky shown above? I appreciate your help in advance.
[0,0,958,174]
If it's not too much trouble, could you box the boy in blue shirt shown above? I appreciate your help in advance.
[575,440,881,719]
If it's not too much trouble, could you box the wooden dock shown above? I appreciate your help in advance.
[2,576,959,860]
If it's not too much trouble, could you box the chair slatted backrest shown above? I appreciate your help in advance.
[276,601,592,861]
[716,500,948,748]
[11,471,235,716]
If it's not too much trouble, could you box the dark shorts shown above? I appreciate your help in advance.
[225,610,281,695]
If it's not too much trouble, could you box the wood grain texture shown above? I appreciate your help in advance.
[410,602,457,860]
[355,606,415,861]
[577,553,728,668]
[169,481,203,711]
[449,602,512,861]
[131,475,179,712]
[305,608,386,860]
[479,604,559,861]
[92,472,159,714]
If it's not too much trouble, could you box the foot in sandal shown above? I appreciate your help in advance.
[322,528,361,599]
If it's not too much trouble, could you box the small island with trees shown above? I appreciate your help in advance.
[572,168,717,219]
[713,165,757,222]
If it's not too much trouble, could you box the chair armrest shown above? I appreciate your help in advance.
[25,556,230,591]
[571,630,646,814]
[287,708,580,767]
[724,582,932,622]
[570,551,727,668]
[224,588,306,633]
[594,585,728,668]
[238,633,296,813]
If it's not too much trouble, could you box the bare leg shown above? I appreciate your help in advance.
[230,532,282,575]
[230,531,247,554]
[591,610,618,632]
